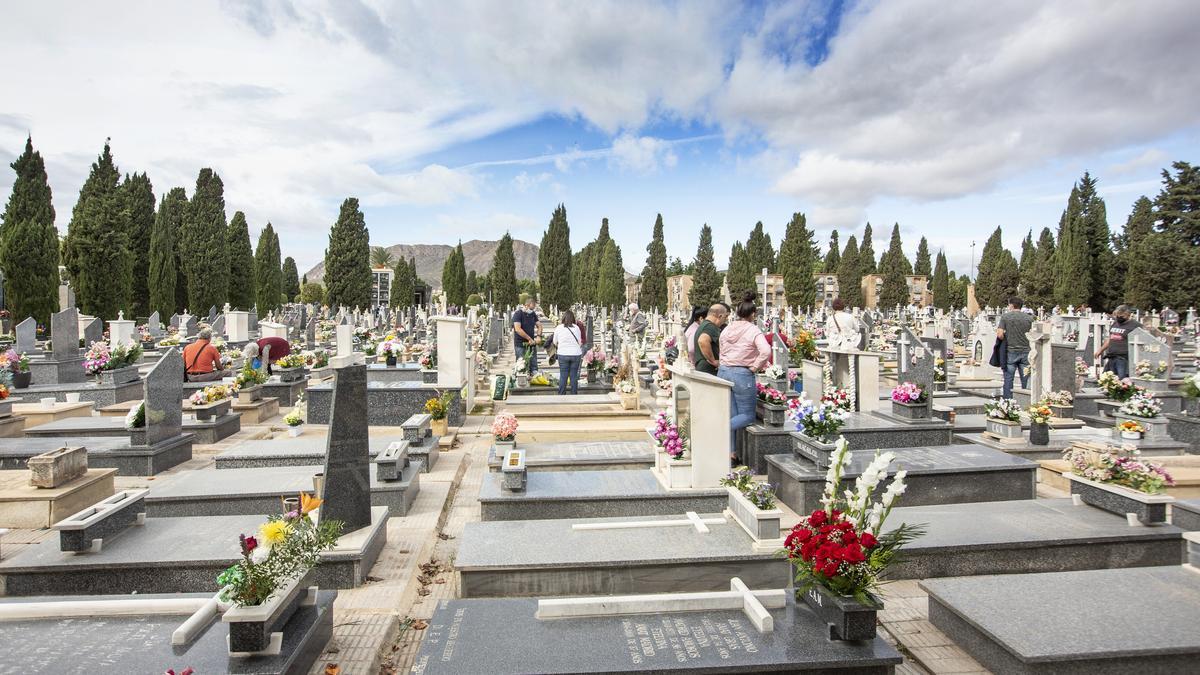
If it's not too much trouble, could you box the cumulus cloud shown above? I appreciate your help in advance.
[608,134,679,174]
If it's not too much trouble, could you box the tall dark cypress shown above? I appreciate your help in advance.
[878,223,911,308]
[931,251,949,310]
[121,172,155,318]
[836,235,862,308]
[390,257,415,308]
[913,236,931,276]
[823,230,840,272]
[745,221,776,274]
[0,136,60,326]
[254,222,283,312]
[639,214,668,312]
[182,168,229,312]
[858,223,877,274]
[778,212,818,309]
[323,198,372,309]
[63,140,129,319]
[976,226,1019,308]
[226,211,255,309]
[689,225,721,307]
[597,238,625,308]
[148,187,187,319]
[536,204,572,309]
[490,232,518,307]
[442,241,467,307]
[282,256,300,302]
[725,241,752,298]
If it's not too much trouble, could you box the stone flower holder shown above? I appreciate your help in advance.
[891,400,928,420]
[1185,398,1199,417]
[28,446,87,488]
[100,365,140,385]
[800,584,882,641]
[192,398,232,421]
[655,449,692,488]
[11,370,31,389]
[238,385,263,404]
[725,486,782,542]
[1067,473,1172,525]
[0,400,11,418]
[1115,413,1169,440]
[223,572,317,655]
[984,417,1022,442]
[128,427,147,447]
[431,417,448,437]
[1049,403,1074,419]
[54,489,148,553]
[515,374,529,388]
[933,381,948,392]
[1029,421,1050,446]
[274,366,306,383]
[287,424,303,438]
[792,432,838,468]
[1131,377,1169,392]
[758,402,787,427]
[619,392,639,410]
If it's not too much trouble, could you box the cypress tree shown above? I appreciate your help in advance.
[121,172,155,318]
[1053,187,1090,307]
[1153,161,1200,246]
[976,227,1019,308]
[0,136,60,326]
[1075,173,1114,310]
[597,238,625,308]
[491,232,518,308]
[1124,232,1184,310]
[931,251,950,310]
[466,270,479,296]
[878,224,911,308]
[745,221,775,274]
[182,168,228,313]
[836,235,862,308]
[689,224,721,307]
[914,236,932,276]
[390,257,414,309]
[148,188,186,319]
[254,222,282,312]
[1018,230,1036,283]
[537,204,572,308]
[1024,227,1057,310]
[778,212,818,309]
[639,214,668,312]
[442,241,467,307]
[63,140,129,319]
[823,230,840,272]
[858,223,877,274]
[225,211,255,309]
[725,241,752,298]
[282,256,300,302]
[323,197,372,309]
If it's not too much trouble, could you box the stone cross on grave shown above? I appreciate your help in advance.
[319,363,373,532]
[571,511,725,533]
[1128,328,1173,380]
[896,326,935,418]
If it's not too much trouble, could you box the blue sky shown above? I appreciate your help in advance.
[1,0,1198,278]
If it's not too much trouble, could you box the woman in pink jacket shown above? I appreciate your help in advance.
[718,291,771,463]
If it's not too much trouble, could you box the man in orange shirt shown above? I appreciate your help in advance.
[183,327,228,382]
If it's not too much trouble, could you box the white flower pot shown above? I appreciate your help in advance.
[287,426,303,437]
[1120,430,1142,440]
[725,487,782,541]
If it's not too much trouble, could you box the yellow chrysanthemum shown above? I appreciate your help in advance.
[260,520,292,546]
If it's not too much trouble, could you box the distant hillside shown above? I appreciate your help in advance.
[304,239,539,289]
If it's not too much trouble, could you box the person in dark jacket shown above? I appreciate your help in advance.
[243,336,291,374]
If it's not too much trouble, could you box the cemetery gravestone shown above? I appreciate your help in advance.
[147,311,162,337]
[15,317,37,354]
[320,364,372,532]
[142,348,184,447]
[83,318,103,347]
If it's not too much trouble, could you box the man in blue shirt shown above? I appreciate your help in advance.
[511,297,541,373]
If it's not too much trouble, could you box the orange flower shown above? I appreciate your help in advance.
[300,492,323,515]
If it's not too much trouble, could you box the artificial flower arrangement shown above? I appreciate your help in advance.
[235,361,269,389]
[720,466,777,510]
[1097,371,1141,402]
[82,339,144,375]
[491,412,519,443]
[984,397,1022,422]
[788,395,849,441]
[1062,443,1173,495]
[124,400,146,430]
[890,382,926,404]
[304,349,329,369]
[377,339,404,358]
[1074,356,1090,377]
[761,363,785,381]
[1183,372,1200,399]
[1117,420,1145,436]
[933,357,946,383]
[1027,403,1053,424]
[821,387,853,412]
[158,334,182,347]
[420,348,437,370]
[273,353,307,369]
[1119,392,1161,418]
[0,383,9,400]
[652,410,688,460]
[617,379,637,394]
[604,356,621,375]
[362,340,378,357]
[283,394,306,427]
[1041,390,1074,406]
[424,392,453,421]
[353,326,373,341]
[581,349,607,372]
[1064,328,1079,343]
[756,383,787,406]
[782,438,923,604]
[790,329,819,362]
[190,383,238,406]
[217,494,343,607]
[663,336,677,350]
[0,348,25,372]
[654,358,673,392]
[1134,360,1168,379]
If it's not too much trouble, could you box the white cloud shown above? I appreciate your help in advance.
[512,171,553,193]
[1106,148,1169,177]
[608,134,679,174]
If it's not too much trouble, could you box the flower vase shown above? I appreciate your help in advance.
[1120,430,1143,440]
[224,571,315,654]
[311,473,325,499]
[891,400,928,420]
[1067,473,1172,524]
[1029,421,1049,446]
[386,355,397,367]
[431,417,448,436]
[12,371,30,389]
[287,425,303,438]
[800,584,882,641]
[494,439,516,455]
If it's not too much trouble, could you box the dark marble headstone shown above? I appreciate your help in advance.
[210,314,225,337]
[83,317,103,346]
[15,317,37,354]
[51,308,80,361]
[897,327,935,417]
[306,317,318,345]
[169,313,180,329]
[147,311,162,337]
[584,314,594,351]
[143,348,184,446]
[248,309,258,332]
[206,305,217,323]
[1050,344,1077,393]
[183,315,198,337]
[320,364,372,532]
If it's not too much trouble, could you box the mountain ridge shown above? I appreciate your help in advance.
[304,238,539,290]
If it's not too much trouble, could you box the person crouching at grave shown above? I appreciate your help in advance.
[183,327,229,382]
[243,336,291,375]
[718,291,771,463]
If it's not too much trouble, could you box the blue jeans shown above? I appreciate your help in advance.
[515,341,538,373]
[1003,349,1030,399]
[1102,354,1128,379]
[718,365,757,460]
[557,354,581,394]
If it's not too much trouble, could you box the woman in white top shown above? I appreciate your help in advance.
[551,309,585,395]
[826,298,864,351]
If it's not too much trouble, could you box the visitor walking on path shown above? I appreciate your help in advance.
[693,303,729,375]
[996,296,1033,399]
[718,292,771,462]
[511,297,541,373]
[1094,304,1159,379]
[550,310,584,395]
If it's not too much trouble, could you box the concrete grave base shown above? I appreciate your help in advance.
[0,468,117,528]
[0,435,193,476]
[484,440,655,473]
[477,469,726,521]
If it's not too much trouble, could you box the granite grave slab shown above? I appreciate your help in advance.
[478,469,726,521]
[485,440,655,472]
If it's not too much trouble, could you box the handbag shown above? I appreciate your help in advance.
[544,333,558,365]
